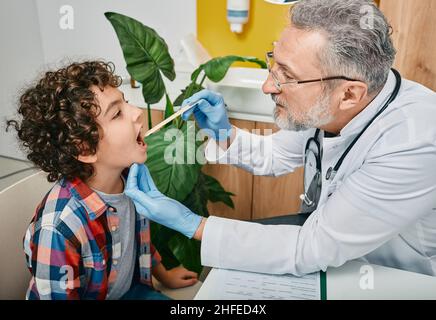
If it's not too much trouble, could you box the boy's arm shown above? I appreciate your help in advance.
[29,226,82,299]
[150,246,198,289]
[152,263,198,289]
[151,262,168,282]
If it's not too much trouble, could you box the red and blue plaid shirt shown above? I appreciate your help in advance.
[23,173,161,300]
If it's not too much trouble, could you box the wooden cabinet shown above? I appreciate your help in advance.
[204,119,303,221]
[379,0,436,91]
[142,110,304,221]
[203,118,256,221]
[251,122,303,220]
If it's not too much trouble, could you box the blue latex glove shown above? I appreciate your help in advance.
[181,89,232,141]
[125,163,203,239]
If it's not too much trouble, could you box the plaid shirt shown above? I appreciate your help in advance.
[23,173,161,300]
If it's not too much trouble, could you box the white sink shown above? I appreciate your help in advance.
[120,67,276,123]
[206,67,275,123]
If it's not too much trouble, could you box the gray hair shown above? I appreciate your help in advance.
[291,0,396,94]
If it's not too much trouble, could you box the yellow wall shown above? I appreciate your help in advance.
[197,0,292,67]
[197,0,381,67]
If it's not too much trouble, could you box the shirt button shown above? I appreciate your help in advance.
[102,260,106,265]
[113,260,118,266]
[111,226,117,232]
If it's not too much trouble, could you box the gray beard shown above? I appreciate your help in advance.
[273,106,309,131]
[272,93,333,131]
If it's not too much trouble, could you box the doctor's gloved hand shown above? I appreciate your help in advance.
[125,163,203,239]
[181,89,232,141]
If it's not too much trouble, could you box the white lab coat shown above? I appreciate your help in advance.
[201,70,436,276]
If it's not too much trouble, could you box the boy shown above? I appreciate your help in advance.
[6,61,198,300]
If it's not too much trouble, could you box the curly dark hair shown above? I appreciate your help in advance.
[6,60,122,182]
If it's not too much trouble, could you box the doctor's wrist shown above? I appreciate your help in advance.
[217,126,236,151]
[193,217,207,241]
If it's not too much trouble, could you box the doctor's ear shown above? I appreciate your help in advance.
[338,81,368,111]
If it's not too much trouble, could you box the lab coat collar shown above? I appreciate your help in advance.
[339,70,398,138]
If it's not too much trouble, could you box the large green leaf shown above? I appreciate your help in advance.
[150,222,180,269]
[149,169,235,273]
[144,122,201,202]
[192,56,267,83]
[164,93,174,122]
[105,12,175,104]
[169,233,202,274]
[203,174,235,209]
[182,172,209,217]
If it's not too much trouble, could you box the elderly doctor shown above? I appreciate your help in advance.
[125,0,436,277]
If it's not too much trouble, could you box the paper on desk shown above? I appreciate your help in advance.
[195,268,321,300]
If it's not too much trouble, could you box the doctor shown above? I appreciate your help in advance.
[125,0,436,276]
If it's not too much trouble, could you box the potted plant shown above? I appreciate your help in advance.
[105,12,266,274]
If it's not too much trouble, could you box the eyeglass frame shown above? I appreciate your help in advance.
[266,51,362,92]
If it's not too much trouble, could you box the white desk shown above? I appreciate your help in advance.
[327,260,436,300]
[195,260,436,300]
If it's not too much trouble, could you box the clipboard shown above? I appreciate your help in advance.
[195,268,328,300]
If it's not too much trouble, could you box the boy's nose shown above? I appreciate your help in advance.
[132,105,144,124]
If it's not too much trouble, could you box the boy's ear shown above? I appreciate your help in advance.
[77,153,98,164]
[76,144,98,164]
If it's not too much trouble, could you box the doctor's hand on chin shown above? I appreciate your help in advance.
[125,163,205,239]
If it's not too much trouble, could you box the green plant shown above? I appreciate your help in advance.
[105,12,266,274]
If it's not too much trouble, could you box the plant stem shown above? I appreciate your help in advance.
[199,74,207,87]
[147,103,152,130]
[184,82,195,101]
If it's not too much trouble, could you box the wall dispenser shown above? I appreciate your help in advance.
[227,0,250,33]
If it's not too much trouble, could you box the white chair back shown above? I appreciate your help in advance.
[0,171,53,299]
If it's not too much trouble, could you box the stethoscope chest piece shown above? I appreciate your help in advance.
[326,167,335,180]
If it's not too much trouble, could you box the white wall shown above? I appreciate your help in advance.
[0,0,45,160]
[35,0,197,79]
[0,0,196,159]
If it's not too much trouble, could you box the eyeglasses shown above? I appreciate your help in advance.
[266,51,361,92]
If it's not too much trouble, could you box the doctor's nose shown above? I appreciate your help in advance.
[262,73,281,95]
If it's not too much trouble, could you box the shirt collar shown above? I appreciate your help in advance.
[339,69,398,137]
[61,168,130,221]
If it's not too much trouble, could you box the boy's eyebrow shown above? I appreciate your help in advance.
[103,93,126,117]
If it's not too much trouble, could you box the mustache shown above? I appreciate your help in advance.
[271,94,287,107]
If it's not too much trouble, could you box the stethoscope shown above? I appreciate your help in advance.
[300,68,402,212]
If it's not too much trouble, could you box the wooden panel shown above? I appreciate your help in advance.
[203,119,256,221]
[252,122,304,220]
[380,0,436,91]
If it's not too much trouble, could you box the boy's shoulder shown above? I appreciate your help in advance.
[30,178,97,237]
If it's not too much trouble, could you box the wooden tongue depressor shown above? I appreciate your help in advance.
[143,102,199,138]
